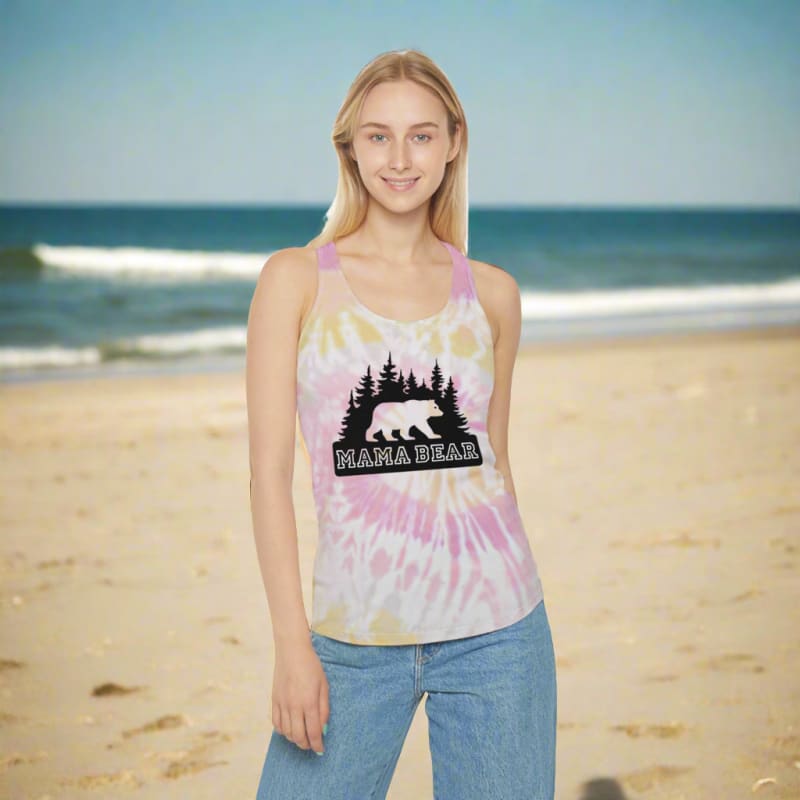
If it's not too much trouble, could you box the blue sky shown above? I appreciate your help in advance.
[1,0,798,207]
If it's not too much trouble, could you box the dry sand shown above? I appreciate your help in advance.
[1,326,799,799]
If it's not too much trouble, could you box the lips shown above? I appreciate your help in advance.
[382,177,420,190]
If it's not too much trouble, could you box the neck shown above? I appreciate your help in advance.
[354,201,439,263]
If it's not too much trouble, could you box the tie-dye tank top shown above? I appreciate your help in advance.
[296,237,544,645]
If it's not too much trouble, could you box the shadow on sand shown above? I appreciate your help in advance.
[578,777,630,800]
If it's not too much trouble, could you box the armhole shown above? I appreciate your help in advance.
[461,251,480,300]
[468,258,498,347]
[296,414,310,463]
[297,248,322,346]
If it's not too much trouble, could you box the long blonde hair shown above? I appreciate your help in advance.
[307,49,469,254]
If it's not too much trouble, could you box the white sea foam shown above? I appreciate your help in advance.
[0,345,102,369]
[32,243,268,279]
[107,326,247,355]
[0,326,246,370]
[520,277,800,318]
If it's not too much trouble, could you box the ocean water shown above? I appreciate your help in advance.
[1,204,798,382]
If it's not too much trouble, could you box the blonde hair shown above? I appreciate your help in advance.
[307,48,469,254]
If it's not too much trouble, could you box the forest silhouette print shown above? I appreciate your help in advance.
[332,351,483,477]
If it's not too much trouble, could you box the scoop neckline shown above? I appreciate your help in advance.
[329,238,458,326]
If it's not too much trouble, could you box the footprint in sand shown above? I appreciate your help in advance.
[149,729,233,780]
[557,721,588,731]
[163,757,228,779]
[643,673,679,683]
[620,764,693,792]
[92,682,145,697]
[610,530,720,550]
[0,750,48,771]
[769,534,798,553]
[729,587,764,602]
[36,556,77,569]
[122,714,187,739]
[765,733,800,755]
[64,769,142,790]
[59,769,144,789]
[697,652,765,673]
[610,721,691,739]
[656,530,720,548]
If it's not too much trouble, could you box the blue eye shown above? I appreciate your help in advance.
[368,133,431,143]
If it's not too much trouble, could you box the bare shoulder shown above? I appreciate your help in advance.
[253,245,319,330]
[259,245,317,281]
[467,257,521,345]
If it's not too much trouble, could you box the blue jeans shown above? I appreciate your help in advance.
[256,598,557,799]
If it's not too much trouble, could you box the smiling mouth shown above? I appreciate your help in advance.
[382,177,420,189]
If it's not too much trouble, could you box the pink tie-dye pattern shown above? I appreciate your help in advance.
[296,239,544,644]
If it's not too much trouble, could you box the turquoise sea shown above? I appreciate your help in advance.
[1,204,798,382]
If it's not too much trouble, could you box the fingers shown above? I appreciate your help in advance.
[271,700,282,737]
[280,705,322,753]
[305,674,330,755]
[319,675,330,731]
[304,705,325,754]
[273,678,330,754]
[289,706,310,750]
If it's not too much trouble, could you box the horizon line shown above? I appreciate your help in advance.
[1,201,799,213]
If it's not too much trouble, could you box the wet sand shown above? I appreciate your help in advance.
[1,325,799,799]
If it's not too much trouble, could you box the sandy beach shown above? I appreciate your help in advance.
[1,325,798,800]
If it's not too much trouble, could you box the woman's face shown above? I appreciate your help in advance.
[350,79,459,214]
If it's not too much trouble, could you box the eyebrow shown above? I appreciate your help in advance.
[358,121,440,130]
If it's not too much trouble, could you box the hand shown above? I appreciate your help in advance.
[271,637,330,755]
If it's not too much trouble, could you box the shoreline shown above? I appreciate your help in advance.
[2,321,799,389]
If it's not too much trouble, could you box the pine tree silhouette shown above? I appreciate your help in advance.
[338,390,359,440]
[377,352,403,400]
[430,358,444,399]
[335,364,377,442]
[406,368,420,396]
[354,364,376,407]
[442,376,471,433]
[397,367,407,396]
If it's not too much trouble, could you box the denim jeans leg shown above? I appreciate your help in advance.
[423,600,557,800]
[256,632,423,800]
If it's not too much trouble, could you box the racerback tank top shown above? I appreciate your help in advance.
[296,237,544,645]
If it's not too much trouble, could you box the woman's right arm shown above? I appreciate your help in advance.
[245,247,329,755]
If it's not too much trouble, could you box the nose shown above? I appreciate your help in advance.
[388,140,411,171]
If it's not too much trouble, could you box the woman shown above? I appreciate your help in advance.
[247,48,556,799]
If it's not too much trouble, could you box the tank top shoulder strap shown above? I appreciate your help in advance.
[440,239,477,302]
[316,240,338,272]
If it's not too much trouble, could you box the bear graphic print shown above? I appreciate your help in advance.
[367,397,442,441]
[332,351,483,477]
